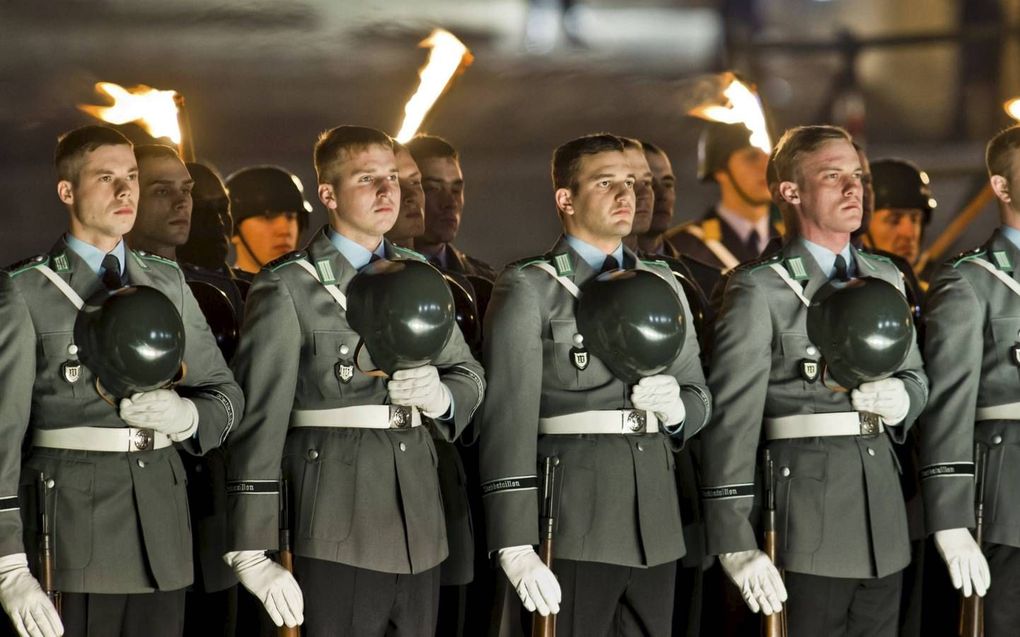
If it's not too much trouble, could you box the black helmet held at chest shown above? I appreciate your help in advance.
[577,269,686,384]
[806,277,913,389]
[73,286,186,399]
[346,259,456,375]
[187,280,239,362]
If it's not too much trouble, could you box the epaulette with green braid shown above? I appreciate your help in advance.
[738,251,784,273]
[512,255,551,271]
[856,249,894,268]
[3,254,47,278]
[392,245,427,262]
[130,249,180,270]
[266,251,307,272]
[949,246,987,268]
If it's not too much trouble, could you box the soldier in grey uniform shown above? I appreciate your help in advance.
[665,122,784,299]
[700,125,928,636]
[480,133,711,636]
[126,144,240,636]
[223,125,485,636]
[0,125,243,637]
[919,124,1020,635]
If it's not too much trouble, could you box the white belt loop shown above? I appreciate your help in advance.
[294,259,348,310]
[975,401,1020,421]
[290,405,421,430]
[528,261,582,298]
[768,263,811,307]
[538,410,659,435]
[33,427,173,452]
[36,265,84,310]
[764,411,884,440]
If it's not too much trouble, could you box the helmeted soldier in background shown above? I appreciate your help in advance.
[480,133,711,636]
[128,144,242,637]
[404,134,498,282]
[700,125,928,637]
[920,124,1020,636]
[223,125,484,636]
[0,125,243,637]
[226,165,313,291]
[665,122,784,298]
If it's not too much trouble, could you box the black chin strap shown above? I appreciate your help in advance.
[235,227,266,269]
[722,167,770,209]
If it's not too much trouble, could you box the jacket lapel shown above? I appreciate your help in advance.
[304,228,358,293]
[784,238,829,302]
[48,239,105,302]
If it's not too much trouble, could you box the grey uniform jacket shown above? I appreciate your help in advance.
[479,237,711,568]
[0,240,243,593]
[700,238,928,579]
[226,227,485,574]
[921,228,1020,548]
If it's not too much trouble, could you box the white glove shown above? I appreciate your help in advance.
[119,389,199,441]
[0,553,63,637]
[934,528,990,598]
[387,365,452,419]
[223,550,303,627]
[631,375,686,427]
[850,377,909,426]
[498,545,561,617]
[719,549,787,615]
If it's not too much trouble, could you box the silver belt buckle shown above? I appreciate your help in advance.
[859,412,881,436]
[625,410,647,433]
[132,428,154,451]
[389,405,412,429]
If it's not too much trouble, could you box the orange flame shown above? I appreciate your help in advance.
[79,82,181,144]
[688,73,771,154]
[395,30,473,143]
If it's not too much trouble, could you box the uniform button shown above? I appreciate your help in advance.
[781,467,791,477]
[867,448,876,457]
[307,449,319,461]
[399,442,407,452]
[194,464,203,473]
[992,435,1003,445]
[636,443,644,452]
[136,459,146,468]
[806,346,818,356]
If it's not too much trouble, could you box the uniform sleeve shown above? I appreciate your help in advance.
[176,271,244,455]
[431,323,485,443]
[919,265,982,533]
[887,267,928,441]
[666,275,711,444]
[0,276,34,557]
[479,267,543,552]
[699,271,772,555]
[225,269,301,551]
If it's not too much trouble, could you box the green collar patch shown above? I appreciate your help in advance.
[392,245,426,262]
[52,252,70,273]
[315,258,336,284]
[784,256,810,281]
[552,253,574,277]
[991,250,1014,271]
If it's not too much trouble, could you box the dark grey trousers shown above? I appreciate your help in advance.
[784,569,902,637]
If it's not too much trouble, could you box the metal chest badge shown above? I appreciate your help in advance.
[335,344,355,384]
[570,333,589,371]
[61,344,82,384]
[799,345,820,383]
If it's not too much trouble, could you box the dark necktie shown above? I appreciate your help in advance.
[746,229,761,257]
[833,254,850,282]
[600,254,619,274]
[100,254,123,290]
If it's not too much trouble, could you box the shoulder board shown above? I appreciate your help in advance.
[3,254,48,278]
[392,246,427,262]
[266,250,307,272]
[701,218,723,242]
[949,247,987,268]
[639,258,674,273]
[737,252,783,273]
[510,255,549,271]
[131,249,180,270]
[856,249,893,266]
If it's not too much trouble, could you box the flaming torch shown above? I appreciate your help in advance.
[686,72,772,154]
[79,82,195,161]
[394,29,473,143]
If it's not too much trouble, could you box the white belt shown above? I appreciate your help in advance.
[33,426,173,452]
[976,402,1020,422]
[764,412,884,441]
[538,410,659,435]
[290,405,421,430]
